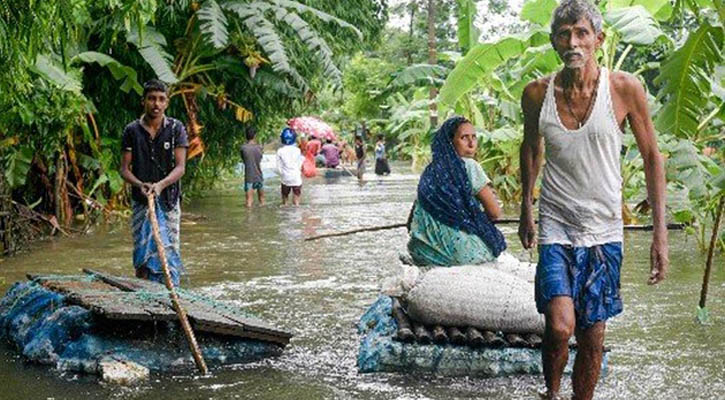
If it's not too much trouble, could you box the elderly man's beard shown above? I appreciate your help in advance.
[563,49,586,69]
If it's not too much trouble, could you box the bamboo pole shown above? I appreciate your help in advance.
[303,219,686,241]
[698,195,725,317]
[146,193,208,375]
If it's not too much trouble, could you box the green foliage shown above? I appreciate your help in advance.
[654,22,724,138]
[438,29,550,109]
[456,0,479,54]
[608,0,673,20]
[31,54,83,93]
[341,53,396,120]
[0,0,387,251]
[4,147,33,188]
[604,6,667,45]
[73,52,143,94]
[520,0,557,26]
[127,25,179,84]
[386,64,449,91]
[198,0,229,50]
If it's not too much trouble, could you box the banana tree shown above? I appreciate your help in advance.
[125,0,362,159]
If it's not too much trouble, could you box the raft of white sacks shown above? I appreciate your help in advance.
[357,253,609,376]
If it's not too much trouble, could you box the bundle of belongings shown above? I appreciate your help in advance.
[357,253,609,377]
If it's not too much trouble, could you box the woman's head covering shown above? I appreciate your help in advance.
[281,127,297,145]
[416,116,506,257]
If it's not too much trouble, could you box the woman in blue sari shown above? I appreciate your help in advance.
[407,116,506,266]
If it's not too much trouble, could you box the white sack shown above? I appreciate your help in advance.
[385,253,544,334]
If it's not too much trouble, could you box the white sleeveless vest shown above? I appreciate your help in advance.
[537,67,624,247]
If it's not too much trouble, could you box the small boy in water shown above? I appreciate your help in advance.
[240,127,265,207]
[276,128,303,206]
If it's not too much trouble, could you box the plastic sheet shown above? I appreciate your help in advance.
[357,295,609,377]
[0,281,283,375]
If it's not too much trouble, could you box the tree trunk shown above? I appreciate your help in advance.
[699,195,725,309]
[54,151,72,228]
[427,0,438,128]
[0,173,10,254]
[182,91,204,159]
[407,2,416,65]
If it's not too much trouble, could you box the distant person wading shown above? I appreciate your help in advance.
[374,135,391,176]
[240,127,265,208]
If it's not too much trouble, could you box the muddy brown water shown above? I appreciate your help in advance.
[0,162,723,399]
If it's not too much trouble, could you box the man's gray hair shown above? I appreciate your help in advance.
[550,0,603,34]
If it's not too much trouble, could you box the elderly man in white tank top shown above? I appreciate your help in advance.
[518,1,669,399]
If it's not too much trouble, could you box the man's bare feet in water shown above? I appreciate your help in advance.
[538,388,567,400]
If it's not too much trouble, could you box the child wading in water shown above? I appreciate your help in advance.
[240,127,265,207]
[276,128,303,206]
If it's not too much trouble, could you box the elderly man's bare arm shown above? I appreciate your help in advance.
[518,78,548,249]
[611,71,669,284]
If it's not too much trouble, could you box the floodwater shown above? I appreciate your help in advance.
[0,161,723,399]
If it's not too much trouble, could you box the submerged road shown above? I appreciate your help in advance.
[0,161,723,399]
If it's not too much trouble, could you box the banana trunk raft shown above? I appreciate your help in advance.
[0,270,292,383]
[357,296,609,377]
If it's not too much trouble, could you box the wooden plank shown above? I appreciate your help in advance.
[81,269,293,342]
[32,275,178,321]
[83,269,161,292]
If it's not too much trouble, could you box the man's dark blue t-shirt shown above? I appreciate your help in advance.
[122,117,188,211]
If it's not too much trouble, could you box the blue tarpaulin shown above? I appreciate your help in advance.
[0,281,283,374]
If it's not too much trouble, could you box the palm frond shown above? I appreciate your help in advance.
[269,4,341,83]
[273,0,362,39]
[198,0,229,49]
[223,1,307,90]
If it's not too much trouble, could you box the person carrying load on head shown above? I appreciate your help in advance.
[406,116,505,267]
[120,79,188,286]
[518,1,669,399]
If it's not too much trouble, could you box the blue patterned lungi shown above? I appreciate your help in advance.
[535,242,623,329]
[131,199,183,286]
